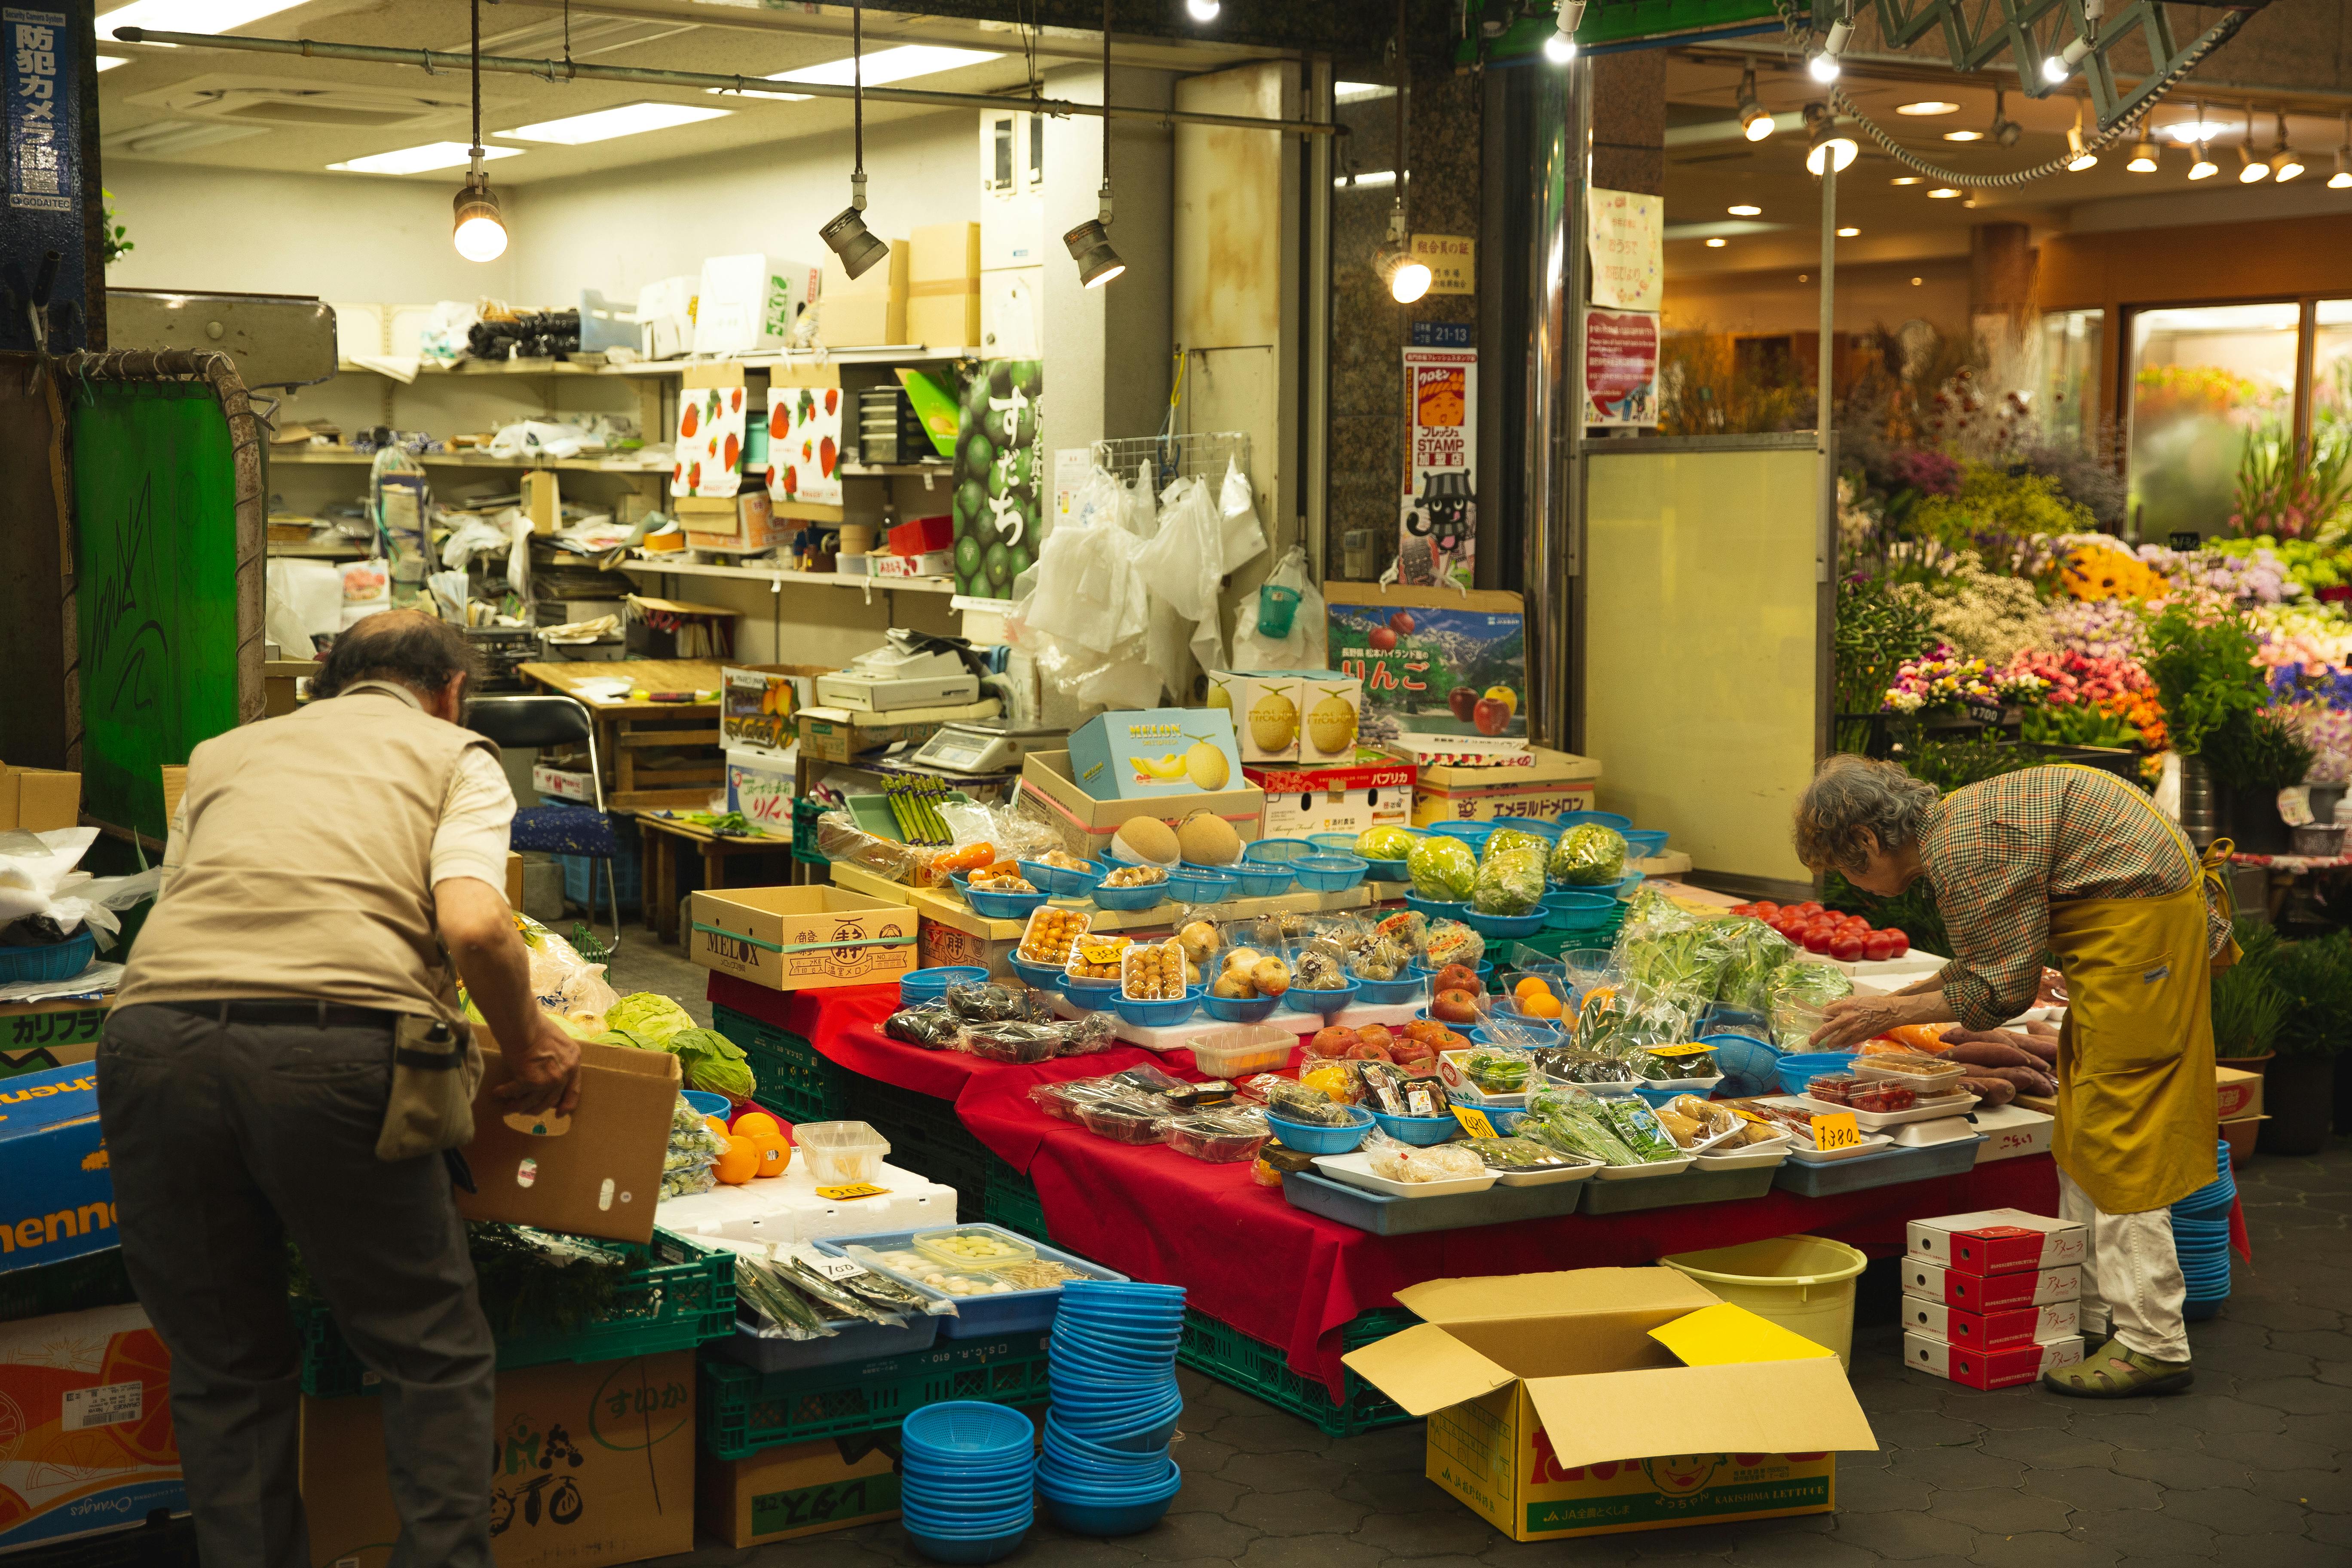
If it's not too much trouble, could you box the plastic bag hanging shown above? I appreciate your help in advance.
[1231,545,1326,670]
[1218,457,1268,575]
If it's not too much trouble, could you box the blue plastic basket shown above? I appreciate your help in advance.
[1591,872,1647,900]
[1200,992,1280,1023]
[1463,907,1547,938]
[1621,829,1668,859]
[682,1090,732,1119]
[1307,833,1363,854]
[1277,977,1358,1019]
[903,965,990,1005]
[953,876,1050,920]
[903,1402,1038,1459]
[904,1524,1032,1562]
[1404,894,1471,922]
[1007,954,1067,992]
[1293,853,1368,893]
[1020,857,1107,898]
[1090,877,1172,911]
[1558,810,1632,833]
[1351,974,1424,1005]
[1243,837,1320,866]
[1492,815,1565,843]
[1165,864,1237,903]
[1370,1109,1462,1146]
[1263,1106,1372,1154]
[1360,855,1415,883]
[1063,974,1122,1008]
[1227,863,1295,898]
[0,931,95,987]
[1703,1032,1783,1098]
[1429,821,1498,853]
[1774,1051,1859,1097]
[1112,987,1204,1028]
[1540,891,1619,932]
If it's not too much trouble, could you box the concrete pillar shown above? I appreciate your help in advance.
[1969,222,2035,321]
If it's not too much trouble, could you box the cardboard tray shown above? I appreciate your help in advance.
[1771,1134,1986,1198]
[1280,1167,1587,1234]
[1574,1162,1777,1214]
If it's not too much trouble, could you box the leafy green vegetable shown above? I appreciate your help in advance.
[1408,834,1478,901]
[1472,835,1547,916]
[1716,918,1798,1014]
[1549,824,1626,886]
[606,992,695,1045]
[1356,825,1416,861]
[1765,961,1857,1049]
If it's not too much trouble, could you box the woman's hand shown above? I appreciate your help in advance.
[1808,990,1957,1053]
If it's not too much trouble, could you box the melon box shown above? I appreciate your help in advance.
[1066,708,1247,802]
[1210,670,1363,766]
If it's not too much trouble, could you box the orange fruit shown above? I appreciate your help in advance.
[714,1136,761,1185]
[1514,976,1552,1001]
[705,1115,732,1142]
[1581,984,1617,1016]
[1522,991,1563,1020]
[732,1110,783,1140]
[748,1133,790,1178]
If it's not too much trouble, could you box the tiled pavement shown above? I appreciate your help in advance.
[668,1135,2351,1567]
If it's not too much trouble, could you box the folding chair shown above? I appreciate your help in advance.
[466,693,623,951]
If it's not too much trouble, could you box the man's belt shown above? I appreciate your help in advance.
[160,999,399,1029]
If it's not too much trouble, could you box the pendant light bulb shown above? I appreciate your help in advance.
[2043,0,2100,83]
[1542,0,1584,64]
[1736,63,1772,142]
[2066,127,2097,173]
[1185,0,1220,19]
[1373,208,1430,303]
[2269,112,2303,182]
[2331,114,2351,188]
[2127,134,2159,173]
[452,165,506,262]
[2189,142,2217,180]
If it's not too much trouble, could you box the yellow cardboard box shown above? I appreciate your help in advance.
[1410,747,1600,827]
[907,221,980,348]
[821,241,910,347]
[1344,1270,1876,1543]
[1017,750,1264,863]
[698,1435,902,1548]
[0,765,80,831]
[690,886,918,993]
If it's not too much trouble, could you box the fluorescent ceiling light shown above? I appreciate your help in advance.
[1727,203,1762,215]
[499,101,729,144]
[95,54,132,70]
[1943,129,1983,142]
[1704,237,1727,248]
[99,0,301,40]
[1896,101,1959,116]
[731,44,1001,101]
[1926,186,1961,198]
[1335,81,1392,103]
[1837,225,1859,236]
[330,141,524,175]
[2164,120,2230,143]
[1891,175,1924,185]
[1333,169,1397,188]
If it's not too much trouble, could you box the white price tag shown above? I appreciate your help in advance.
[61,1380,143,1432]
[808,1256,866,1283]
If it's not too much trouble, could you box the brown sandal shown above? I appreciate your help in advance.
[2043,1337,2193,1399]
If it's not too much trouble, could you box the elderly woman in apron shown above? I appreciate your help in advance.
[1792,755,2230,1398]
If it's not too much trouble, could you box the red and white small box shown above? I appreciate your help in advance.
[1902,1257,2080,1312]
[1908,1208,2086,1275]
[1903,1332,2086,1390]
[1902,1298,2080,1351]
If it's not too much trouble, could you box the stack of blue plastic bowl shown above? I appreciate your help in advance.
[897,1402,1038,1564]
[1040,1279,1187,1536]
[2173,1136,2236,1320]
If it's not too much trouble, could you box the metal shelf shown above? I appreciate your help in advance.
[617,557,956,594]
[272,448,670,473]
[331,349,978,381]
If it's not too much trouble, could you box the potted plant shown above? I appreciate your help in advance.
[2145,603,2266,849]
[2257,928,2352,1155]
[2209,929,2286,1081]
[2203,705,2317,856]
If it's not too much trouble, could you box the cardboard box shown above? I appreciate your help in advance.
[531,763,596,804]
[2215,1065,2262,1123]
[1,998,110,1078]
[1065,710,1247,802]
[0,764,80,831]
[1018,750,1265,861]
[722,664,827,758]
[726,749,796,836]
[1969,1103,2054,1164]
[698,1436,902,1548]
[636,275,696,358]
[690,886,918,995]
[684,491,781,553]
[796,700,999,765]
[1902,1332,2084,1391]
[520,470,560,536]
[873,550,956,579]
[1908,1209,2086,1276]
[505,849,524,910]
[1900,1298,2080,1351]
[1213,670,1365,765]
[0,1063,116,1274]
[906,222,980,348]
[1326,582,1527,745]
[1343,1271,1875,1543]
[303,1351,694,1568]
[693,253,822,356]
[455,1038,678,1245]
[1899,1258,2079,1313]
[1246,753,1415,839]
[916,912,1020,982]
[1411,747,1599,827]
[820,240,909,348]
[0,1304,185,1553]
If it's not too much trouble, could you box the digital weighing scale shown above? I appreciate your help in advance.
[907,722,1070,777]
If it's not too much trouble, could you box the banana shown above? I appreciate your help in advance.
[1132,750,1190,781]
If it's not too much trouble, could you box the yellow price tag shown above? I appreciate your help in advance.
[1809,1112,1862,1152]
[815,1182,888,1200]
[1730,1107,1768,1124]
[1645,1041,1716,1058]
[1449,1105,1499,1138]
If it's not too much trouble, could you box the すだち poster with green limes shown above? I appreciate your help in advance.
[950,358,1043,598]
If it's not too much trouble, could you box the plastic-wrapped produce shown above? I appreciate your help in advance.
[1408,833,1478,902]
[1715,918,1798,1015]
[1766,960,1856,1049]
[1471,832,1548,916]
[1548,824,1626,887]
[1355,824,1416,862]
[883,1003,964,1050]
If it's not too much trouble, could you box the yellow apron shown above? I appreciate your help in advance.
[2048,798,2229,1215]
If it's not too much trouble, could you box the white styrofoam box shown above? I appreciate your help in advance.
[636,275,696,359]
[1902,1331,2084,1390]
[724,747,795,837]
[693,254,822,356]
[980,192,1046,270]
[1971,1103,2055,1164]
[1901,1297,2080,1351]
[532,763,595,803]
[656,1159,954,1244]
[1901,1256,2079,1312]
[1909,1208,2086,1276]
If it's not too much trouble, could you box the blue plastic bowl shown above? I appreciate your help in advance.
[1774,1051,1859,1097]
[902,1499,1035,1529]
[902,965,991,1004]
[1541,891,1619,932]
[1462,907,1547,938]
[1293,853,1369,893]
[1429,821,1498,852]
[1038,1457,1181,1498]
[1020,857,1107,898]
[1228,863,1296,899]
[1404,894,1471,922]
[1200,992,1280,1023]
[0,929,95,987]
[1492,815,1565,843]
[1359,855,1416,883]
[681,1090,732,1119]
[1308,832,1364,855]
[1370,1109,1462,1145]
[1559,810,1632,833]
[1262,1106,1373,1154]
[1090,876,1172,911]
[1063,974,1122,1008]
[902,1482,1037,1510]
[1589,872,1647,900]
[1165,864,1237,903]
[1243,837,1321,867]
[1006,953,1068,992]
[903,1403,1038,1459]
[1277,977,1358,1019]
[1052,1329,1182,1363]
[1112,986,1204,1028]
[1045,1408,1180,1455]
[1351,974,1424,1005]
[1621,829,1668,859]
[1702,1032,1783,1098]
[955,875,1050,920]
[903,1525,1031,1563]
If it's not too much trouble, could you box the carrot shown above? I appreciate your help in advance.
[1882,1024,1952,1054]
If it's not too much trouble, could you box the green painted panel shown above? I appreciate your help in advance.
[72,381,243,841]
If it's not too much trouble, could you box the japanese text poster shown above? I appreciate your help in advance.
[949,358,1043,598]
[1586,188,1662,311]
[1400,346,1476,590]
[1583,308,1660,427]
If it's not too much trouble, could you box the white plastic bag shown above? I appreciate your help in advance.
[1218,457,1268,575]
[1230,545,1326,670]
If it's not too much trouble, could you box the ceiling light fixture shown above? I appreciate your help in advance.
[1804,103,1856,175]
[332,140,523,175]
[500,101,729,144]
[2127,130,2159,172]
[1891,175,1924,186]
[1186,0,1221,19]
[1927,186,1961,198]
[1543,0,1585,64]
[1063,0,1125,288]
[1989,86,2021,148]
[1736,60,1772,141]
[2238,108,2267,183]
[1807,0,1850,83]
[818,4,890,280]
[1944,129,1983,142]
[723,44,1002,100]
[450,0,506,263]
[2066,102,2097,172]
[2189,142,2217,180]
[2269,110,2303,182]
[1373,0,1431,300]
[1727,203,1762,216]
[2043,0,2100,83]
[1704,237,1727,248]
[1837,225,1859,236]
[1896,101,1958,116]
[2332,113,2352,189]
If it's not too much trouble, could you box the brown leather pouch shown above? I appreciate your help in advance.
[377,1014,485,1161]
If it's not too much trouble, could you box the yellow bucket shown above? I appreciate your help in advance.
[1659,1235,1871,1367]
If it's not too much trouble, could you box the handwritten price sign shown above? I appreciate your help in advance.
[1810,1112,1862,1152]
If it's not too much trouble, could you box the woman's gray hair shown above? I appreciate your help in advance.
[1794,754,1940,875]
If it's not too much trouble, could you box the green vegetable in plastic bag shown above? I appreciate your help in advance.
[1408,833,1478,902]
[606,992,695,1046]
[1471,834,1547,916]
[1548,824,1626,887]
[1766,960,1856,1049]
[665,1027,755,1100]
[1355,825,1416,861]
[1482,827,1550,866]
[1715,917,1799,1014]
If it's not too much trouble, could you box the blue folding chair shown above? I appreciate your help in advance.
[466,693,622,950]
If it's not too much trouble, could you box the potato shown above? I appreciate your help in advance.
[1212,972,1255,999]
[1251,958,1292,997]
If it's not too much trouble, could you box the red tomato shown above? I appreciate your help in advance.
[1729,903,1759,918]
[1881,929,1911,959]
[1862,929,1897,962]
[1791,901,1824,918]
[1801,926,1836,955]
[1829,930,1866,961]
[1752,901,1781,919]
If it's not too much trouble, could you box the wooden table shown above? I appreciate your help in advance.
[636,813,798,945]
[517,659,729,811]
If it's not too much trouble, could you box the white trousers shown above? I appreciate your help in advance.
[2057,1167,2191,1362]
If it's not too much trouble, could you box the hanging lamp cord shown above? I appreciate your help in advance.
[1393,0,1407,231]
[853,2,864,187]
[469,0,482,163]
[1100,0,1111,210]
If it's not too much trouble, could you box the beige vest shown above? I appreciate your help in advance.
[117,687,499,1017]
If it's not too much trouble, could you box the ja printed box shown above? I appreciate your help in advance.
[697,1436,901,1548]
[1900,1298,2079,1351]
[0,1063,116,1274]
[0,1304,184,1553]
[1900,1257,2079,1312]
[1902,1332,2084,1391]
[1908,1209,2086,1275]
[1343,1269,1875,1543]
[691,886,919,994]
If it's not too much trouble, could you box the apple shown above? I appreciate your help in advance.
[1483,685,1519,718]
[1473,696,1512,735]
[1311,1026,1358,1057]
[1448,686,1479,722]
[1390,610,1415,635]
[1430,989,1481,1023]
[1369,626,1400,652]
[1433,963,1481,995]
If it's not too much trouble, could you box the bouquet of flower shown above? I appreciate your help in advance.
[2044,597,2151,662]
[2251,603,2352,670]
[2003,648,2152,708]
[1883,643,2049,716]
[2059,544,2173,603]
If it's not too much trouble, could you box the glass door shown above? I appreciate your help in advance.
[2128,303,2300,541]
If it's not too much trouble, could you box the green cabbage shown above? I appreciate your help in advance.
[1356,825,1416,861]
[606,992,695,1045]
[685,1052,757,1099]
[1549,824,1627,886]
[1407,834,1479,902]
[1471,836,1547,916]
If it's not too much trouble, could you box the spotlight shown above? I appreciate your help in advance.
[2189,144,2217,180]
[1543,0,1584,64]
[821,201,889,280]
[1807,3,1849,82]
[1804,106,1856,175]
[1186,0,1220,18]
[2269,112,2303,182]
[1373,208,1430,301]
[2239,144,2269,183]
[1991,88,2021,147]
[821,9,889,281]
[2127,135,2159,173]
[2332,113,2352,188]
[1063,215,1125,289]
[2043,0,2100,83]
[452,167,506,262]
[1736,63,1772,142]
[2067,125,2097,172]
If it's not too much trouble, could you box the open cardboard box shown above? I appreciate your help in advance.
[689,885,918,993]
[1343,1269,1876,1542]
[1018,750,1264,861]
[456,1036,679,1245]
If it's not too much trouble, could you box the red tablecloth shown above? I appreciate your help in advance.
[714,976,2063,1400]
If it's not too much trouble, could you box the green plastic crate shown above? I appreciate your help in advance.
[714,1004,854,1124]
[699,1328,1054,1458]
[982,1171,1049,1242]
[299,1228,734,1397]
[1177,1306,1421,1437]
[792,797,831,865]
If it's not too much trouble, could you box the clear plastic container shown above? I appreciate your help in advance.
[911,1225,1040,1272]
[795,1120,891,1185]
[1121,938,1189,1001]
[1185,1024,1297,1078]
[1017,906,1090,966]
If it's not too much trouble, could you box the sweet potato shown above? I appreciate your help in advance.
[1941,1038,2046,1071]
[1974,1063,2056,1097]
[1958,1075,2016,1106]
